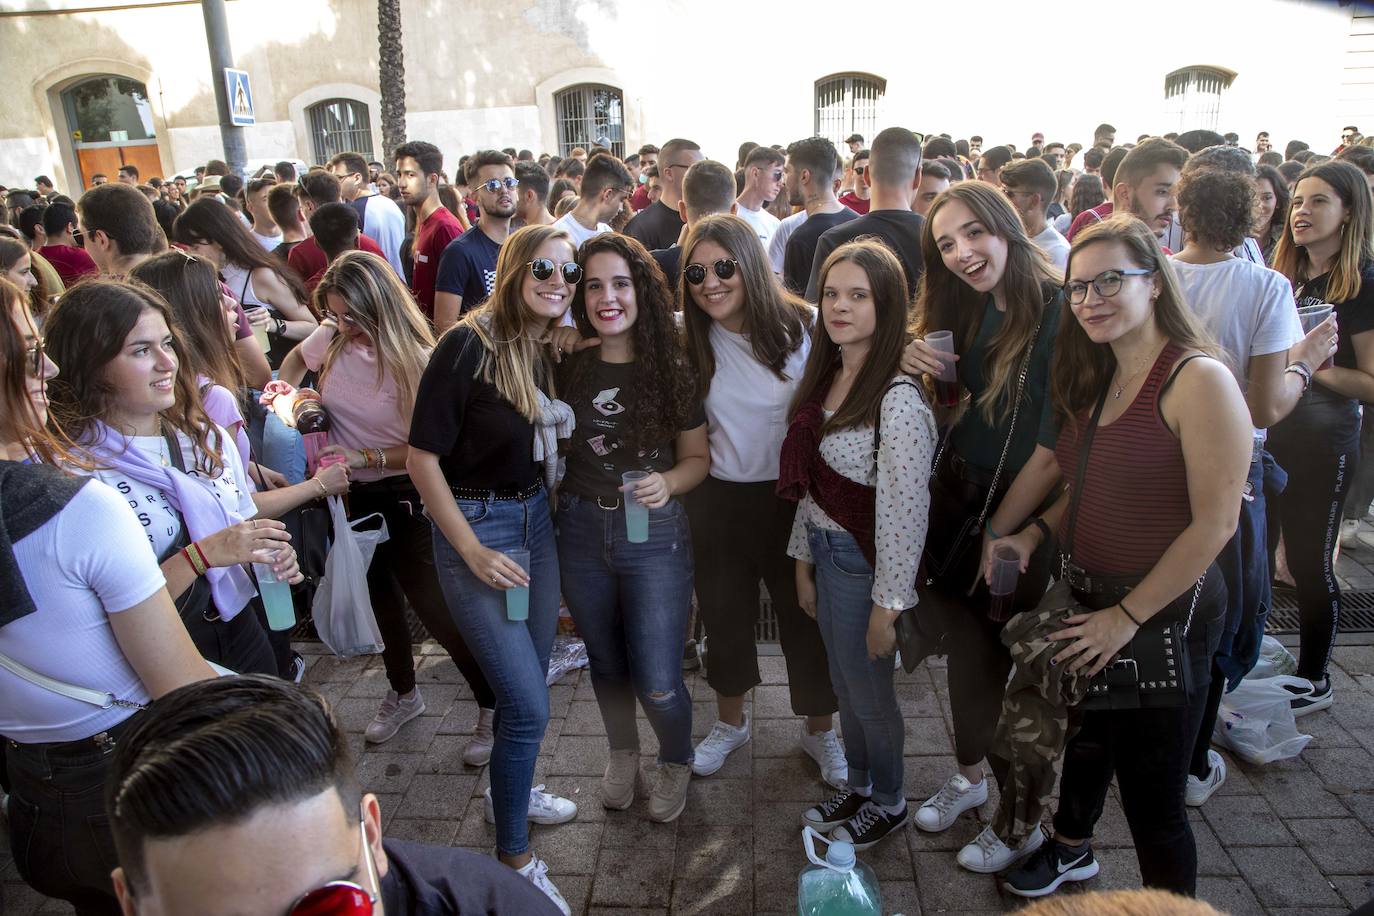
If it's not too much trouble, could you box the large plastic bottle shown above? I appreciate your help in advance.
[797,826,882,916]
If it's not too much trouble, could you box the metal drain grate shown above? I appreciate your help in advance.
[1269,586,1374,635]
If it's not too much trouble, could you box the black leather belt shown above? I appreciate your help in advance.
[449,482,543,502]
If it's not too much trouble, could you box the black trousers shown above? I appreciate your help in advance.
[182,596,277,675]
[686,475,837,716]
[350,477,494,707]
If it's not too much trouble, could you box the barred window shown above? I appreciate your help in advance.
[555,84,624,158]
[1163,65,1236,133]
[815,73,885,152]
[307,98,374,164]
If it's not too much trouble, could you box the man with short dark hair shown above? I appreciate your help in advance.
[1067,137,1189,244]
[245,177,282,251]
[1093,122,1117,147]
[514,160,554,228]
[735,146,785,249]
[626,138,703,249]
[1000,157,1069,269]
[77,182,160,276]
[266,183,307,260]
[807,126,926,301]
[650,159,737,285]
[90,173,109,187]
[434,149,515,330]
[975,145,1013,184]
[845,133,864,155]
[34,175,55,198]
[629,143,660,211]
[274,160,297,183]
[1082,146,1105,176]
[969,135,984,156]
[328,151,406,274]
[304,202,361,290]
[107,675,563,916]
[554,153,632,247]
[204,159,229,177]
[395,139,464,320]
[913,159,952,218]
[1042,142,1066,171]
[368,160,383,182]
[839,148,871,214]
[1337,125,1360,155]
[38,201,98,285]
[288,170,385,288]
[117,164,140,185]
[779,137,853,294]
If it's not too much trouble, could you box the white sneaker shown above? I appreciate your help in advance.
[957,823,1045,874]
[1340,518,1362,547]
[1186,749,1227,807]
[364,689,425,744]
[463,707,495,767]
[516,855,571,915]
[799,725,848,788]
[915,773,988,832]
[484,785,578,825]
[691,713,750,776]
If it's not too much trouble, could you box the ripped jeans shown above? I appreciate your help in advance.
[555,492,694,764]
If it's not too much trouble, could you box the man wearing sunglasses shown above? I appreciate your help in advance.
[433,150,517,332]
[107,675,561,916]
[734,146,785,250]
[838,148,871,215]
[626,138,702,250]
[552,152,632,248]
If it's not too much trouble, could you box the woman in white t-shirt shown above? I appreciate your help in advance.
[44,279,311,676]
[0,277,216,914]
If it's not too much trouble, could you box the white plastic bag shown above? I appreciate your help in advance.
[1248,635,1299,680]
[1213,675,1313,765]
[312,495,388,657]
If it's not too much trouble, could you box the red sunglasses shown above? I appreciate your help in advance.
[288,814,380,915]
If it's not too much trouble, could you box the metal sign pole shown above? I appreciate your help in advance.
[201,0,247,179]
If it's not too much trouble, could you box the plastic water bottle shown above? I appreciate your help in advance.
[797,826,881,916]
[253,562,296,631]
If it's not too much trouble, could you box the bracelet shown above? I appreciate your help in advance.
[1027,516,1052,545]
[1284,362,1312,393]
[377,448,387,470]
[1117,600,1143,627]
[314,477,329,498]
[985,520,1003,540]
[181,545,206,577]
[274,317,287,336]
[191,540,212,572]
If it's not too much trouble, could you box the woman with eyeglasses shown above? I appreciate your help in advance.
[674,214,846,789]
[898,182,1064,873]
[1267,160,1374,715]
[553,233,709,824]
[44,279,309,677]
[0,277,217,914]
[407,225,579,914]
[988,215,1250,898]
[274,251,497,760]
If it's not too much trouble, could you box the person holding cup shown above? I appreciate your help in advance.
[780,240,937,850]
[899,182,1066,872]
[407,225,579,915]
[553,232,709,823]
[1268,159,1374,715]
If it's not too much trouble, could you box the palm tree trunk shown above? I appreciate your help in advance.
[378,0,406,163]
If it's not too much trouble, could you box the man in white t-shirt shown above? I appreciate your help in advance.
[734,146,784,251]
[552,153,632,248]
[999,158,1069,270]
[245,177,283,251]
[328,152,406,275]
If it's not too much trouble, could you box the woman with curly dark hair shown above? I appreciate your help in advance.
[1252,164,1290,264]
[555,232,709,824]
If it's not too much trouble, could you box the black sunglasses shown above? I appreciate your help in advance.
[684,258,738,286]
[527,258,582,284]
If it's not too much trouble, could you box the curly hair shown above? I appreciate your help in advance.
[1177,168,1255,252]
[561,233,699,452]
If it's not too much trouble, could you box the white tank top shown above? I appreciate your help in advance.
[221,262,273,314]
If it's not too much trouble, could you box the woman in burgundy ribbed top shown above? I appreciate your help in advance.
[990,216,1252,899]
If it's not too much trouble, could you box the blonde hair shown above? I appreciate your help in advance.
[459,225,575,420]
[312,251,435,417]
[1018,889,1222,916]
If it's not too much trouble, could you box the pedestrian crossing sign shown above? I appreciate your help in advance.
[224,68,255,126]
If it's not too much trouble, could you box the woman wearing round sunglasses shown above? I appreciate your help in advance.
[555,233,709,823]
[408,225,580,914]
[275,251,497,760]
[898,182,1064,873]
[0,277,217,914]
[676,214,847,787]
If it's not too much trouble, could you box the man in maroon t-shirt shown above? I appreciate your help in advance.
[37,202,98,286]
[393,140,463,320]
[628,143,659,211]
[1066,138,1187,247]
[288,170,385,282]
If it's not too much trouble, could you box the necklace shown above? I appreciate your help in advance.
[157,417,170,467]
[1110,343,1164,400]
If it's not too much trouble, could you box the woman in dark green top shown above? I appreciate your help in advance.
[900,182,1065,872]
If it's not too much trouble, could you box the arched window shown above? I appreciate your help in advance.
[1163,65,1236,133]
[815,73,885,152]
[554,84,624,158]
[307,98,374,163]
[61,76,156,143]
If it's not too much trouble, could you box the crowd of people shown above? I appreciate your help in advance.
[1,118,1371,915]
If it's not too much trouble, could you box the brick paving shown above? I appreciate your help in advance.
[6,557,1374,914]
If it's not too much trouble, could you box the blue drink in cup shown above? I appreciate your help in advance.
[502,548,531,621]
[622,470,650,544]
[253,561,296,631]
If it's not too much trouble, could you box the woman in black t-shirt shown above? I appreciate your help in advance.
[407,225,579,914]
[1268,160,1374,714]
[555,233,709,825]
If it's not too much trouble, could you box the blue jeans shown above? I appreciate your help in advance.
[809,527,904,807]
[432,488,559,856]
[555,493,694,765]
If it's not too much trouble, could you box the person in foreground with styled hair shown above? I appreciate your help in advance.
[105,674,562,915]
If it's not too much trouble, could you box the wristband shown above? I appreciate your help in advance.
[191,540,212,572]
[1027,516,1052,546]
[1285,361,1312,393]
[181,545,206,577]
[1117,600,1143,627]
[985,520,1003,540]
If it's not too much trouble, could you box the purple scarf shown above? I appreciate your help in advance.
[90,422,257,620]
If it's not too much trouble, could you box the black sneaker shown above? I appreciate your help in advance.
[682,638,701,672]
[801,788,866,832]
[1004,836,1099,897]
[831,801,910,851]
[1284,676,1333,716]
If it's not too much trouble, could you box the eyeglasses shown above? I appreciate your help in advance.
[478,177,519,193]
[287,815,379,916]
[684,258,738,285]
[24,338,45,378]
[527,258,582,284]
[1064,268,1155,305]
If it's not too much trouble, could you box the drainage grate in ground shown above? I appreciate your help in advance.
[1269,586,1374,635]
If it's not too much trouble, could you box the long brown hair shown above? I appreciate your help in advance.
[1272,160,1374,303]
[0,279,81,466]
[680,214,810,399]
[562,233,698,450]
[45,279,225,476]
[913,181,1060,424]
[0,234,52,324]
[789,241,914,432]
[130,250,245,395]
[174,197,312,311]
[1050,215,1215,425]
